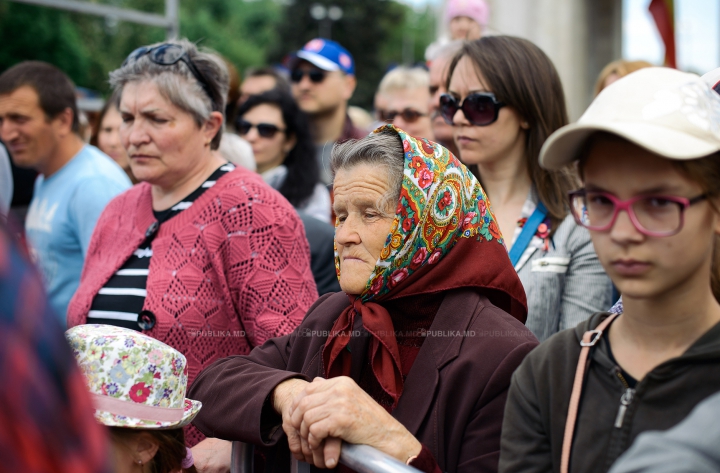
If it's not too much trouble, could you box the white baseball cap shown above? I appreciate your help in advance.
[540,67,720,170]
[702,66,720,93]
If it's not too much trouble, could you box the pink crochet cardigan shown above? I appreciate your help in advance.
[68,166,318,392]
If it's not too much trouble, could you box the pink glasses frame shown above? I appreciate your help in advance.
[568,189,707,237]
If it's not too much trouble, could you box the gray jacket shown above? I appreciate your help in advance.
[516,213,612,341]
[609,390,720,473]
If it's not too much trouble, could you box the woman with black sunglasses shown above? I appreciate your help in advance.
[66,39,319,457]
[443,35,612,341]
[236,90,331,223]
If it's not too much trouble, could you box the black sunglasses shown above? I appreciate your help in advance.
[439,92,506,126]
[290,69,327,84]
[123,43,214,101]
[237,120,286,138]
[378,108,428,124]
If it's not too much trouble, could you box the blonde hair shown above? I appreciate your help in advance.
[594,60,653,96]
[377,67,430,95]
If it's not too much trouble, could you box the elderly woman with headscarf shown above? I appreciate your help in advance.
[189,125,538,472]
[66,39,319,448]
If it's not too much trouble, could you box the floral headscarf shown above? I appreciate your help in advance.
[324,125,526,408]
[336,125,504,300]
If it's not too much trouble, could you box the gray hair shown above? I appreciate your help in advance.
[425,39,465,62]
[109,38,229,149]
[377,66,430,95]
[330,130,405,215]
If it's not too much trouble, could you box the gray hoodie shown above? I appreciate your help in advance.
[609,389,720,473]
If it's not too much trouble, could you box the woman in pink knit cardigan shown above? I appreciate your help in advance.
[66,39,318,457]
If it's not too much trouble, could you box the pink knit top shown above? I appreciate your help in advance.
[68,166,318,386]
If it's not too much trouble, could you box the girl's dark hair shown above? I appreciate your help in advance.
[109,427,197,473]
[0,61,80,133]
[237,90,319,208]
[90,90,121,148]
[445,35,580,232]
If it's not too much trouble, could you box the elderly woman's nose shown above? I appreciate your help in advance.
[335,217,362,246]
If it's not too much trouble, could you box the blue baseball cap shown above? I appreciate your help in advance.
[290,38,355,76]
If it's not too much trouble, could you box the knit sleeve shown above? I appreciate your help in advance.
[222,182,319,348]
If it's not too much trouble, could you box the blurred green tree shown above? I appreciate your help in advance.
[0,0,282,94]
[0,0,434,108]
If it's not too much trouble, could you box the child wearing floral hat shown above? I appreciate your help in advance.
[66,324,201,473]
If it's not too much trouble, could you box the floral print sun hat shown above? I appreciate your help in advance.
[66,324,201,429]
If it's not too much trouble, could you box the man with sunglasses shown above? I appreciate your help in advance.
[288,38,365,184]
[0,62,131,323]
[375,66,435,142]
[426,40,463,156]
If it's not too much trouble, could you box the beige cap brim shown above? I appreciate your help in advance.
[540,121,720,170]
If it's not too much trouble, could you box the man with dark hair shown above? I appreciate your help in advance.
[0,61,131,323]
[238,66,291,105]
[288,39,365,184]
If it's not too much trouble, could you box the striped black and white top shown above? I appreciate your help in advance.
[87,163,235,330]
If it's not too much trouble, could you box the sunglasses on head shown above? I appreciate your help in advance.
[439,92,506,126]
[378,108,428,124]
[237,120,286,139]
[123,43,214,101]
[290,69,327,84]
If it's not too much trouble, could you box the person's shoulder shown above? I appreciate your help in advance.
[298,291,349,327]
[299,212,334,239]
[521,311,608,369]
[91,181,147,217]
[72,146,132,186]
[466,295,539,351]
[214,166,301,223]
[553,213,594,252]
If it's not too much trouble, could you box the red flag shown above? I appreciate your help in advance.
[648,0,676,68]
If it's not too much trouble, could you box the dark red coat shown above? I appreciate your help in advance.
[189,289,538,472]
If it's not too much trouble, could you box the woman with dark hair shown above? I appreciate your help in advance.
[90,90,136,183]
[237,90,331,223]
[443,35,612,341]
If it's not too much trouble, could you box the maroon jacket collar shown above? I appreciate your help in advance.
[392,290,482,434]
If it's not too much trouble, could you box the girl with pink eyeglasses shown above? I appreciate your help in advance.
[499,68,720,473]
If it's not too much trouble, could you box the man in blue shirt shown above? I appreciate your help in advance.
[0,61,131,324]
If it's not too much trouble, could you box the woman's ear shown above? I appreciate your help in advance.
[204,111,225,145]
[134,432,160,465]
[283,132,298,155]
[711,196,720,236]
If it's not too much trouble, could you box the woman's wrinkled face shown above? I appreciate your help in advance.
[118,80,210,189]
[584,139,720,302]
[448,55,527,166]
[97,105,131,171]
[240,104,295,174]
[333,163,396,295]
